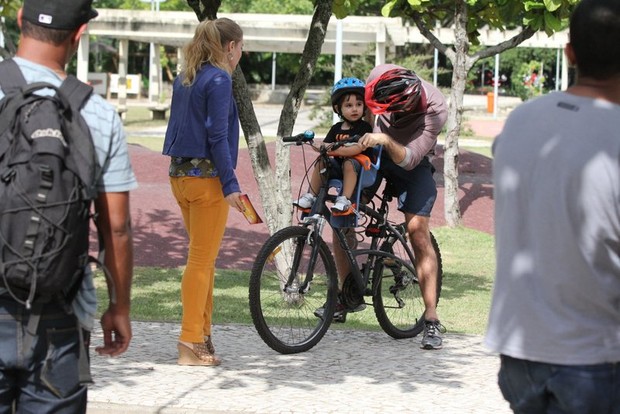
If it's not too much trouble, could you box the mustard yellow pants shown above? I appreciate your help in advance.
[170,176,229,343]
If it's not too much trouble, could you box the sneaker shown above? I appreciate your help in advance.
[293,192,316,209]
[331,195,352,213]
[421,319,446,350]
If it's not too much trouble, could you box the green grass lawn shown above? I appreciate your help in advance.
[95,226,495,336]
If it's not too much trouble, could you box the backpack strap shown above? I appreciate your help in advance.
[60,75,93,110]
[0,58,27,91]
[60,76,117,308]
[57,75,99,198]
[0,59,28,155]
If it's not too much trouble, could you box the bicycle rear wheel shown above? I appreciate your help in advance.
[372,230,443,339]
[249,226,338,354]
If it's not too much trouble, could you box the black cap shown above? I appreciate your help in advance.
[22,0,98,30]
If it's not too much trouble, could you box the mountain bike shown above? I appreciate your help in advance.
[248,131,443,354]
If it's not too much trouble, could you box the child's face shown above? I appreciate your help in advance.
[340,94,365,122]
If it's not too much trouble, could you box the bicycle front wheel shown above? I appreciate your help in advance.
[249,226,338,354]
[372,231,443,339]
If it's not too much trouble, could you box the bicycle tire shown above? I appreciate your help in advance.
[372,230,443,339]
[249,226,339,354]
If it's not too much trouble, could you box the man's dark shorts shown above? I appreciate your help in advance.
[370,155,437,216]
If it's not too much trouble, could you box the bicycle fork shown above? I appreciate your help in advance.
[283,215,327,295]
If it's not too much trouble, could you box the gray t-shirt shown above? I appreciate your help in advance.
[485,91,620,365]
[0,57,138,330]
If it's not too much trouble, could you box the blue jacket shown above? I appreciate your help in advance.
[163,64,240,196]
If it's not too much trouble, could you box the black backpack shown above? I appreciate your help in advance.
[0,59,102,310]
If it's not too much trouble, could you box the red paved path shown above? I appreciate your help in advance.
[129,118,501,270]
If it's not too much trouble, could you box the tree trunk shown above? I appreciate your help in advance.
[232,72,284,234]
[272,0,333,232]
[443,1,475,228]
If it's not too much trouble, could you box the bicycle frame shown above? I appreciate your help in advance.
[288,136,418,300]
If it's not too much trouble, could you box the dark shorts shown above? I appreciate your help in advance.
[374,156,437,216]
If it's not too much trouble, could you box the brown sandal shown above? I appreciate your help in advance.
[177,341,221,366]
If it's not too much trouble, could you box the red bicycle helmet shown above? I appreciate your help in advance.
[365,68,422,114]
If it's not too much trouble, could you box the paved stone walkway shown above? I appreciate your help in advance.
[87,322,511,414]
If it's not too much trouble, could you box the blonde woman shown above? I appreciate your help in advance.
[163,18,244,366]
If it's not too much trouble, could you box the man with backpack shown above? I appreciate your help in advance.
[0,1,137,412]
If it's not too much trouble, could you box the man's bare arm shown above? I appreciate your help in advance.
[93,191,133,356]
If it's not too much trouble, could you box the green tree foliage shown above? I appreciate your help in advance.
[0,0,19,57]
[220,0,314,14]
[0,0,18,16]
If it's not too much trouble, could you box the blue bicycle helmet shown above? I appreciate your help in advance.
[331,77,366,106]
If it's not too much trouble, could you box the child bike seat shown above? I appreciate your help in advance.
[329,145,383,228]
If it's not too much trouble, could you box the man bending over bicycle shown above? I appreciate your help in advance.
[360,65,447,350]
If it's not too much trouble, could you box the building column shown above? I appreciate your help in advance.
[176,47,183,74]
[561,47,569,90]
[76,32,90,83]
[149,42,162,103]
[117,39,129,117]
[375,23,386,66]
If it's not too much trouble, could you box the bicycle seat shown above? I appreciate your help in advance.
[330,145,383,228]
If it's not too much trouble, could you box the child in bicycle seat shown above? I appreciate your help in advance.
[293,77,373,214]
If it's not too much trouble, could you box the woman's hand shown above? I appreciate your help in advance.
[225,192,244,212]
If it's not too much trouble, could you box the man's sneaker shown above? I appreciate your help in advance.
[293,193,316,209]
[331,195,352,214]
[421,319,446,350]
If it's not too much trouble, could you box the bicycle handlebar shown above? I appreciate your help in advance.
[282,130,315,144]
[282,130,362,151]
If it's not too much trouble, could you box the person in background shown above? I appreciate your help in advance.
[162,17,244,367]
[485,0,620,411]
[360,65,447,350]
[0,0,136,411]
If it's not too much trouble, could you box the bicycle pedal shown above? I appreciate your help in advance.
[331,203,356,216]
[333,314,347,323]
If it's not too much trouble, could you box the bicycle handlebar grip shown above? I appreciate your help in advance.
[282,130,315,143]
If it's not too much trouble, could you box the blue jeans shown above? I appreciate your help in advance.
[0,296,87,413]
[499,354,620,414]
